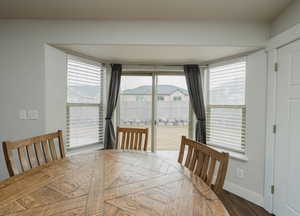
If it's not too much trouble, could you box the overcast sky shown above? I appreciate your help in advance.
[121,75,187,91]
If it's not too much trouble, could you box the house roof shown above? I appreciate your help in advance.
[122,85,188,95]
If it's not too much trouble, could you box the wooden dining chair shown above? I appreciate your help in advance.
[116,127,149,151]
[178,136,229,194]
[2,130,66,177]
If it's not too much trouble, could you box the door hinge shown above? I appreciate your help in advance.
[274,62,278,72]
[273,124,277,134]
[271,185,275,194]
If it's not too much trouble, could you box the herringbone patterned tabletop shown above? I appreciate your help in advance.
[0,150,229,216]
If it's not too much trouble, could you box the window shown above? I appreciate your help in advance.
[207,59,246,153]
[136,96,145,102]
[173,96,182,101]
[158,96,165,101]
[66,57,105,149]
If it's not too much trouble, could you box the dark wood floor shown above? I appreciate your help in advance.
[218,190,272,216]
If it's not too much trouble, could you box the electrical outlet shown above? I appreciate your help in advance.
[237,168,244,178]
[19,110,27,120]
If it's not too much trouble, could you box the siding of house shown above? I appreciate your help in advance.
[121,90,188,102]
[169,90,188,101]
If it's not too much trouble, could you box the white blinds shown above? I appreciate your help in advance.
[67,57,104,148]
[207,60,246,153]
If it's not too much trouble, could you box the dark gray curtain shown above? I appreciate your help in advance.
[184,65,206,144]
[104,64,122,149]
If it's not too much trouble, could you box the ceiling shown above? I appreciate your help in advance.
[54,44,259,64]
[0,0,291,22]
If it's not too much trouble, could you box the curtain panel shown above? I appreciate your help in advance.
[184,65,207,144]
[104,64,122,149]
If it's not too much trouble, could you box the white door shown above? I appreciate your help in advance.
[274,39,300,216]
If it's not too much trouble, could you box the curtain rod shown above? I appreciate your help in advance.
[155,64,208,67]
[122,64,208,67]
[121,64,208,72]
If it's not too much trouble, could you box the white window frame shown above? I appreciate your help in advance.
[206,58,247,154]
[66,55,105,150]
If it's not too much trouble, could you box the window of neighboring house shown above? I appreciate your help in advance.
[136,95,145,102]
[66,56,105,149]
[207,58,246,154]
[158,96,165,101]
[173,96,182,101]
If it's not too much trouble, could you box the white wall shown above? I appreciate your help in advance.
[271,0,300,37]
[223,51,267,206]
[0,20,269,47]
[0,27,46,179]
[0,19,269,198]
[45,45,67,134]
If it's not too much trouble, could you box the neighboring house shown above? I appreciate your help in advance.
[121,85,188,102]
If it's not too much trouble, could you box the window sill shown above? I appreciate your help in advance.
[210,146,248,162]
[67,143,104,156]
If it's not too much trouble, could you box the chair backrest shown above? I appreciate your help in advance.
[178,136,229,194]
[116,127,149,151]
[2,130,65,177]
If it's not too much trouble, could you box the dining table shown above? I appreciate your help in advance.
[0,150,229,216]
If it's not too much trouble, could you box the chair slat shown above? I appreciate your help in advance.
[48,139,58,160]
[177,136,186,164]
[2,130,66,177]
[18,147,31,172]
[58,130,66,158]
[214,163,223,193]
[214,154,229,194]
[184,144,193,167]
[121,132,126,149]
[195,152,204,176]
[129,132,134,149]
[125,132,130,149]
[117,127,148,151]
[27,144,39,168]
[143,129,148,151]
[115,127,120,149]
[2,142,19,176]
[134,132,138,150]
[35,142,46,165]
[42,141,52,162]
[138,132,142,150]
[206,158,217,186]
[189,150,198,171]
[200,154,210,180]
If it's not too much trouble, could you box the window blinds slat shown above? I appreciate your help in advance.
[207,60,246,153]
[67,57,104,148]
[68,60,100,70]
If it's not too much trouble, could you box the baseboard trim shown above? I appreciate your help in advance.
[224,181,264,208]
